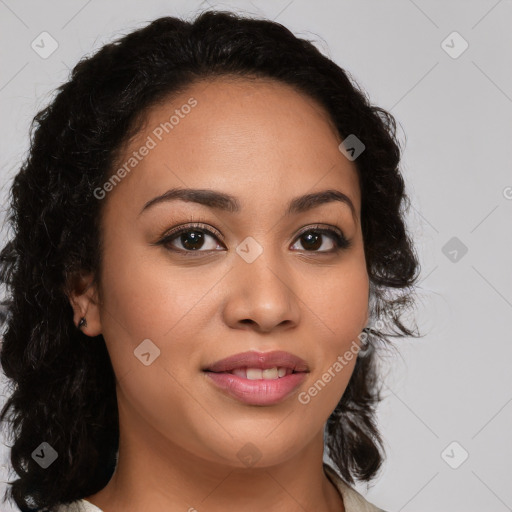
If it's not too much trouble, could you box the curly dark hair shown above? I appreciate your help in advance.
[0,9,421,512]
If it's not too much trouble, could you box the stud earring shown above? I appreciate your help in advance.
[78,317,87,329]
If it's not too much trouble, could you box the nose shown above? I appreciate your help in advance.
[221,246,301,334]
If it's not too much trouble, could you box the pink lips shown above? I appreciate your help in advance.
[203,350,309,406]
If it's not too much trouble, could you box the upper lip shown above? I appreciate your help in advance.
[204,350,309,373]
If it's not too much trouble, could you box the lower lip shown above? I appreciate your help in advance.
[204,371,308,406]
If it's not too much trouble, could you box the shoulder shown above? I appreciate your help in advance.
[323,463,389,512]
[54,499,104,512]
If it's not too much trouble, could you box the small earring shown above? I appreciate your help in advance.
[78,317,87,329]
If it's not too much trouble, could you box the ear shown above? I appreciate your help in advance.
[66,271,102,337]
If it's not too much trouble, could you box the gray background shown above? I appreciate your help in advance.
[1,1,511,511]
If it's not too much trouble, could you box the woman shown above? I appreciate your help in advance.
[0,10,420,512]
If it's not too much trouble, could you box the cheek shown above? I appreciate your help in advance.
[97,235,226,393]
[296,255,368,412]
[296,318,362,430]
[97,247,218,450]
[113,358,234,467]
[295,355,357,442]
[99,231,217,338]
[305,254,369,341]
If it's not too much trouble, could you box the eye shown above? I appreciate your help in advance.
[290,226,351,252]
[158,223,224,253]
[156,222,351,255]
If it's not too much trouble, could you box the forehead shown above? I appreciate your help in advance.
[105,76,361,217]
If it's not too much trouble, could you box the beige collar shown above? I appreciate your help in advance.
[323,463,387,511]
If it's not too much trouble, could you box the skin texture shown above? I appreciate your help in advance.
[69,77,370,512]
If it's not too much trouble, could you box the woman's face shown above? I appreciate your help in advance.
[78,76,369,467]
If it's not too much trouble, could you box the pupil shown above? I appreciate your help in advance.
[181,231,204,250]
[302,232,321,250]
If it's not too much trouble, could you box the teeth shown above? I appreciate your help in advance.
[232,367,290,380]
[262,367,278,379]
[246,368,263,380]
[231,368,247,378]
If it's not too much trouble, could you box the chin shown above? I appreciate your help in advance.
[198,429,313,469]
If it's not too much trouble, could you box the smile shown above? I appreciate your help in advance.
[203,350,309,406]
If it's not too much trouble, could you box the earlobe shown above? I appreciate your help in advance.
[66,271,102,336]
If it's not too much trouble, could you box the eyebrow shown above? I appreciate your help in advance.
[139,187,357,220]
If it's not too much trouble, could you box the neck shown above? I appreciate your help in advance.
[85,399,344,512]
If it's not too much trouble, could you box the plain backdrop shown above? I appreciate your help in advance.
[0,1,511,511]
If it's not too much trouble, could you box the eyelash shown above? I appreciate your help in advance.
[155,217,351,256]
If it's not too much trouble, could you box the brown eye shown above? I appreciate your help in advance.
[156,223,350,255]
[291,227,350,252]
[158,224,225,253]
[174,230,210,251]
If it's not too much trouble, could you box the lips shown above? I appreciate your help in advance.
[203,350,309,374]
[203,351,309,406]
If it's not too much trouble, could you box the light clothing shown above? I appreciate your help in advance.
[324,463,387,512]
[55,498,101,512]
[55,463,386,512]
